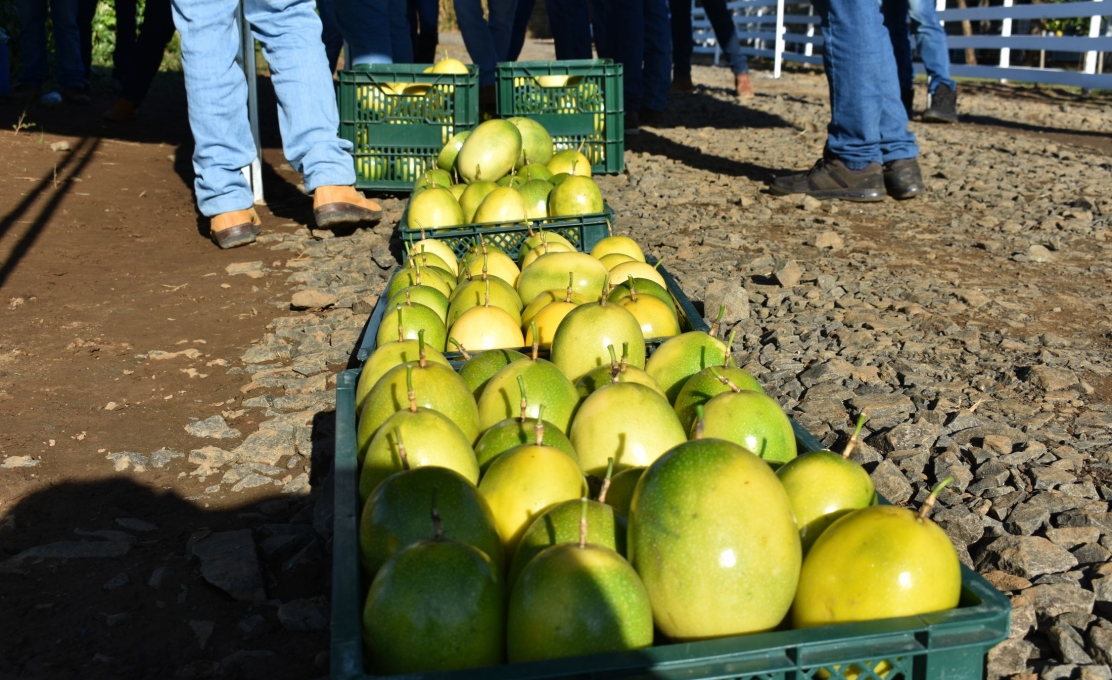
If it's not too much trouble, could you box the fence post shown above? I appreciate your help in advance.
[999,0,1013,74]
[774,0,785,77]
[1083,0,1103,74]
[804,3,814,57]
[240,0,264,206]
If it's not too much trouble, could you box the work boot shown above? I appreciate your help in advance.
[735,73,755,98]
[882,158,925,200]
[210,208,262,249]
[313,185,383,228]
[103,98,138,122]
[671,75,693,92]
[769,158,885,202]
[922,84,958,124]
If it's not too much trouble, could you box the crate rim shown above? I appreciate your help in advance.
[332,367,1010,680]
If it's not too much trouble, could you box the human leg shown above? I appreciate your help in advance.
[169,0,257,216]
[51,0,88,88]
[340,0,396,65]
[488,0,516,68]
[906,0,955,94]
[455,0,515,87]
[410,0,440,62]
[120,0,177,105]
[508,0,535,60]
[317,0,343,72]
[880,0,913,111]
[546,0,592,59]
[605,0,644,112]
[669,0,692,86]
[15,0,48,87]
[77,0,97,81]
[641,0,670,113]
[702,0,748,76]
[113,0,139,86]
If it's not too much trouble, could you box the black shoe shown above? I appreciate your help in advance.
[922,84,957,124]
[639,108,665,127]
[901,88,915,119]
[769,158,885,202]
[61,87,91,105]
[883,158,925,200]
[624,111,640,137]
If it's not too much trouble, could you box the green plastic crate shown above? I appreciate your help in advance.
[495,60,624,175]
[357,257,705,363]
[332,365,1011,679]
[398,203,615,262]
[337,65,480,192]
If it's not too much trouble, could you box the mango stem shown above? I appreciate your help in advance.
[417,329,427,368]
[534,404,546,446]
[405,365,417,413]
[708,366,741,393]
[919,477,954,520]
[517,375,528,421]
[396,428,410,469]
[694,404,705,440]
[448,337,471,360]
[842,411,868,459]
[597,457,614,504]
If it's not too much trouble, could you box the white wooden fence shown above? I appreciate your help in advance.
[692,0,1112,90]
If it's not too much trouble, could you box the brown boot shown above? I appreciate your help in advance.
[313,185,383,228]
[735,73,755,98]
[671,75,693,92]
[210,208,262,249]
[103,98,138,122]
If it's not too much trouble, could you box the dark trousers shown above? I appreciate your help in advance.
[77,0,97,80]
[407,0,439,62]
[121,0,177,104]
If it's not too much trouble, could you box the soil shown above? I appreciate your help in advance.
[1,33,1110,680]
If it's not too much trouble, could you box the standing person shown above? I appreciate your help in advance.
[338,0,414,67]
[669,0,754,97]
[594,0,671,133]
[547,0,593,60]
[14,0,89,103]
[77,0,97,84]
[507,0,533,61]
[170,0,382,248]
[103,0,177,122]
[319,0,344,73]
[407,0,439,63]
[882,0,958,123]
[455,0,516,106]
[768,0,924,201]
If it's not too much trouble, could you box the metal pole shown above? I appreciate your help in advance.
[774,0,785,78]
[240,0,264,205]
[1083,0,1103,74]
[999,0,1012,80]
[804,3,814,57]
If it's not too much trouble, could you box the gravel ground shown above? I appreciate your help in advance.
[11,59,1109,677]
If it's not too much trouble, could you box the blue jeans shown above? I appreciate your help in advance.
[508,0,534,61]
[594,0,670,112]
[318,0,344,72]
[339,0,414,65]
[813,0,918,167]
[170,0,355,217]
[546,0,593,59]
[455,0,516,87]
[16,0,86,88]
[669,0,748,78]
[407,0,439,62]
[883,0,956,95]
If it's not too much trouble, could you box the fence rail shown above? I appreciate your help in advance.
[692,0,1112,89]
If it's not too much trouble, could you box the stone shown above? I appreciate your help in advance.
[226,261,265,278]
[185,415,241,440]
[232,474,277,492]
[1028,365,1078,391]
[188,446,238,468]
[115,517,158,532]
[1028,244,1055,262]
[1025,583,1095,617]
[191,530,266,602]
[1094,577,1112,603]
[703,279,750,326]
[190,620,215,650]
[957,289,991,308]
[50,140,71,152]
[813,230,844,250]
[1049,620,1095,664]
[984,570,1033,592]
[933,507,985,546]
[291,290,338,310]
[1080,666,1112,680]
[932,450,975,493]
[987,638,1035,678]
[230,427,295,467]
[870,459,914,504]
[277,597,330,631]
[1009,593,1036,638]
[1,540,131,573]
[1006,502,1051,535]
[1089,627,1112,666]
[983,434,1013,455]
[103,572,129,591]
[1,455,39,468]
[282,473,311,496]
[978,536,1078,578]
[876,419,940,452]
[238,614,267,638]
[149,448,184,469]
[106,451,149,472]
[848,393,915,425]
[148,566,173,588]
[1047,527,1102,548]
[773,259,803,287]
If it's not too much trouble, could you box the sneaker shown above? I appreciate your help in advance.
[61,87,91,105]
[735,73,755,98]
[624,111,640,137]
[769,158,885,202]
[922,84,957,124]
[882,158,925,200]
[671,75,693,92]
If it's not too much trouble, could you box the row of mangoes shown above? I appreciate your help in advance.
[352,233,964,675]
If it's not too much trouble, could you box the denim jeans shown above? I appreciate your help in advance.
[883,0,956,95]
[812,0,918,167]
[546,0,593,60]
[594,0,670,112]
[16,0,86,88]
[339,0,414,65]
[669,0,749,78]
[317,0,344,71]
[407,0,440,62]
[507,0,534,61]
[170,0,354,217]
[455,0,516,87]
